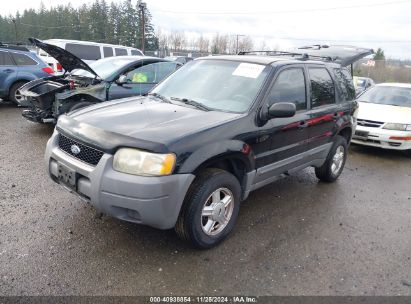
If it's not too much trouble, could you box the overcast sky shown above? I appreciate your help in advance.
[2,0,411,59]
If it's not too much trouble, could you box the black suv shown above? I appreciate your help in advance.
[45,46,372,248]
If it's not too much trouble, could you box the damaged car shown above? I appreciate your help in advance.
[19,38,181,123]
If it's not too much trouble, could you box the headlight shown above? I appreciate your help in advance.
[113,148,176,176]
[383,123,411,131]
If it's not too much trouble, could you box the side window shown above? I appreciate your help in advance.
[309,67,335,107]
[0,51,14,66]
[333,67,355,101]
[267,68,307,111]
[103,47,113,58]
[65,43,101,60]
[126,63,156,83]
[115,48,128,56]
[10,53,37,66]
[131,50,142,56]
[125,62,178,84]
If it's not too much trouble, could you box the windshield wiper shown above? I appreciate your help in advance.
[170,97,211,111]
[148,92,172,104]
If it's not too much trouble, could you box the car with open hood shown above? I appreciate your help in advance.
[19,38,181,123]
[45,45,372,248]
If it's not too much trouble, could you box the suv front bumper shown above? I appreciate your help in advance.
[45,131,195,229]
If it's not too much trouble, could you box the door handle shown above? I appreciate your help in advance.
[298,121,308,129]
[3,69,14,73]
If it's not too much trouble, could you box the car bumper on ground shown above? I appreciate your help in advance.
[45,131,195,229]
[352,125,411,150]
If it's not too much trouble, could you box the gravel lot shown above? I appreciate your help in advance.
[1,102,410,296]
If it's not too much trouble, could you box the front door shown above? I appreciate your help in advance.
[254,65,310,184]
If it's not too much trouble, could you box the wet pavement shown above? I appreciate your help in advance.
[0,102,410,296]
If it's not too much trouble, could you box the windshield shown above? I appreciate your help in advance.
[71,57,138,80]
[358,86,411,107]
[151,59,270,113]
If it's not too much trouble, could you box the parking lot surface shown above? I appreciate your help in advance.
[1,102,410,296]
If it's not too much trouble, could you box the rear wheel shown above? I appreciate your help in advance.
[8,81,27,104]
[315,135,348,182]
[175,168,241,249]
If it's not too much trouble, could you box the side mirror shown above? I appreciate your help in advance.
[268,102,296,118]
[116,75,127,85]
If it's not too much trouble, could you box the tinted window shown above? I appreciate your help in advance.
[11,52,37,66]
[131,50,142,56]
[125,62,179,84]
[103,47,113,57]
[333,67,355,101]
[309,67,335,107]
[115,48,128,56]
[65,43,101,60]
[0,51,14,66]
[268,68,306,111]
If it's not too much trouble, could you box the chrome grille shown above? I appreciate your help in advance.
[58,134,104,166]
[356,119,384,128]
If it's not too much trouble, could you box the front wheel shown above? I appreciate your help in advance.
[315,135,348,182]
[175,168,241,249]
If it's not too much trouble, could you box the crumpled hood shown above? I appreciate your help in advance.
[59,96,240,152]
[357,102,411,124]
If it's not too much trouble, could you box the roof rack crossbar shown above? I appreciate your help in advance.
[237,50,333,62]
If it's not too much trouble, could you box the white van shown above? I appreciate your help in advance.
[37,39,144,73]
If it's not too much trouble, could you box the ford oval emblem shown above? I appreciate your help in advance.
[71,144,81,155]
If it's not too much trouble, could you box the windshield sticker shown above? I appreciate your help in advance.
[232,63,265,79]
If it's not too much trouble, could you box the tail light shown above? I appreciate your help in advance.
[42,67,54,74]
[56,63,63,72]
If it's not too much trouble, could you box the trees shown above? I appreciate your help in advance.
[374,48,385,61]
[0,0,157,50]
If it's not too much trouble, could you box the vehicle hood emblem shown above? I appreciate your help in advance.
[70,144,81,155]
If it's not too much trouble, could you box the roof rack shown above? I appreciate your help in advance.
[0,42,29,52]
[237,50,333,62]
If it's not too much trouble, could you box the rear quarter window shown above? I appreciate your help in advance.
[131,50,143,56]
[10,52,38,66]
[65,43,101,60]
[0,51,14,66]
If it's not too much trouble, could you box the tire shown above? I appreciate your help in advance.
[8,81,27,104]
[315,135,348,182]
[68,101,94,112]
[175,168,241,249]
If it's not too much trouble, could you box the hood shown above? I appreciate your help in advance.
[57,96,240,152]
[357,102,411,124]
[29,38,99,77]
[296,45,374,66]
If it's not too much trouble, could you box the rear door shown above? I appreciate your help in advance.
[306,64,341,151]
[253,64,310,183]
[0,50,17,97]
[108,61,180,100]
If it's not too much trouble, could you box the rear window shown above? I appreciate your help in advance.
[10,53,38,66]
[103,47,113,58]
[65,43,101,60]
[115,48,128,56]
[0,51,14,66]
